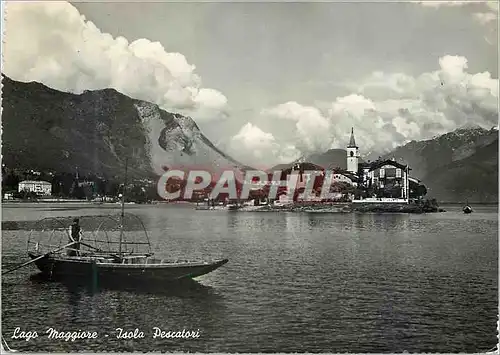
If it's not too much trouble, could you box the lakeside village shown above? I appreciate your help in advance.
[188,129,439,213]
[2,129,441,213]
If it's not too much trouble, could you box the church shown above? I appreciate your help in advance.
[278,128,423,203]
[345,128,412,203]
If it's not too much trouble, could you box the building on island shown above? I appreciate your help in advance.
[263,128,423,204]
[18,180,52,196]
[346,128,412,203]
[358,160,410,201]
[326,167,358,187]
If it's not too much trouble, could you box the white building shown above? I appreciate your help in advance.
[330,171,357,187]
[18,180,52,196]
[347,128,411,203]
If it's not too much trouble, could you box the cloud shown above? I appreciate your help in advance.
[472,2,498,44]
[261,102,332,155]
[3,1,228,121]
[229,123,301,167]
[250,55,498,161]
[473,2,498,43]
[415,0,498,43]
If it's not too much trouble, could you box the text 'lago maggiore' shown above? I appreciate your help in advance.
[11,327,201,342]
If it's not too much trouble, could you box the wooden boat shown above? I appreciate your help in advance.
[10,212,228,284]
[26,251,228,282]
[3,160,229,284]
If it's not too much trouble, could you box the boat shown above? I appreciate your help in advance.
[16,215,228,283]
[463,200,473,214]
[3,160,229,284]
[21,213,228,283]
[26,248,229,283]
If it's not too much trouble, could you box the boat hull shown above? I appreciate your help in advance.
[28,253,228,283]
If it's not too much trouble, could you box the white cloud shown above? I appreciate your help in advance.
[415,0,498,43]
[3,1,228,121]
[229,123,301,167]
[232,123,276,153]
[261,102,332,155]
[254,55,498,161]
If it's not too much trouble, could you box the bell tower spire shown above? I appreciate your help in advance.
[348,127,357,148]
[346,127,359,173]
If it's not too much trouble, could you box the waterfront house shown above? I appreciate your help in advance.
[358,159,410,200]
[345,128,418,203]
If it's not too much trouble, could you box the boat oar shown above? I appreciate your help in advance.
[2,241,77,275]
[78,241,122,260]
[79,241,103,252]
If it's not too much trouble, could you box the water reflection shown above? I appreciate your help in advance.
[285,214,300,232]
[29,272,221,299]
[226,212,238,230]
[23,271,229,350]
[305,213,324,227]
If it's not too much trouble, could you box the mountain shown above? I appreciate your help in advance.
[1,75,249,182]
[380,125,499,180]
[423,137,498,203]
[377,125,498,202]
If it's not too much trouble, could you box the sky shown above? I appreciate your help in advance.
[3,0,499,166]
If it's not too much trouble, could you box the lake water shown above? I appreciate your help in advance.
[1,203,498,353]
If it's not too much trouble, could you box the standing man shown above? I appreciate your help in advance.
[67,218,82,256]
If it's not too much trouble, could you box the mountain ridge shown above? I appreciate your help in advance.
[422,137,498,203]
[1,75,250,182]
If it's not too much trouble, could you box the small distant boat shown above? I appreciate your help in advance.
[463,201,473,214]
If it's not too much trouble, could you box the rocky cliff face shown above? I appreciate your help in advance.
[1,75,248,181]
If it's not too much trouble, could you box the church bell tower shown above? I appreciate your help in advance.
[346,128,359,174]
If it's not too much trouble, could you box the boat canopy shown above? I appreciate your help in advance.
[26,213,152,257]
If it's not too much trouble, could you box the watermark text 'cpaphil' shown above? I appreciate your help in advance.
[156,169,346,202]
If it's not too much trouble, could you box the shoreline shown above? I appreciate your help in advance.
[2,198,498,205]
[2,200,497,213]
[196,201,449,213]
